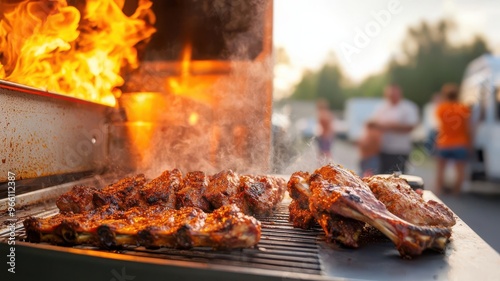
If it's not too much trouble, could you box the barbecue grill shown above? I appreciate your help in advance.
[1,170,499,281]
[1,1,500,280]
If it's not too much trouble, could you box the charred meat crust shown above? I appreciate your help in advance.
[56,185,98,214]
[288,164,454,258]
[363,175,456,227]
[23,205,261,250]
[31,169,283,250]
[287,171,366,248]
[57,169,286,217]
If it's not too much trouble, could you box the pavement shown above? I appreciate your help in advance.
[284,138,500,253]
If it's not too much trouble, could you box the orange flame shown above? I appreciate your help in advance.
[166,43,219,104]
[188,112,199,126]
[0,0,156,106]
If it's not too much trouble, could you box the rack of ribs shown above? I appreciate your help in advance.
[56,174,148,213]
[289,163,455,258]
[24,204,261,249]
[56,169,286,216]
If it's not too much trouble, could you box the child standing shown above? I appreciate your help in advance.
[359,121,382,177]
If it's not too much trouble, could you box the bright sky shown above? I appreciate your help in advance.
[273,0,500,98]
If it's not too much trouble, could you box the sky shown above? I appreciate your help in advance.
[273,0,500,98]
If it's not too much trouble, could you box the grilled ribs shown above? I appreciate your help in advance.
[24,204,261,249]
[30,168,285,250]
[204,170,241,209]
[308,164,452,257]
[56,185,98,213]
[288,171,365,247]
[57,174,149,214]
[56,169,286,216]
[92,174,148,210]
[363,175,456,227]
[140,168,182,208]
[138,205,261,249]
[176,171,211,212]
[239,175,287,216]
[287,172,315,229]
[287,164,454,257]
[204,172,287,216]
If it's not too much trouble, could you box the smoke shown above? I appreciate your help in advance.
[110,0,277,177]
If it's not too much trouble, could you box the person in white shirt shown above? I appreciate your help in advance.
[423,92,442,154]
[372,84,419,174]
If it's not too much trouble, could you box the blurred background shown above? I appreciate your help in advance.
[270,0,500,252]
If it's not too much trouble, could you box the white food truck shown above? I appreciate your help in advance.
[461,54,500,180]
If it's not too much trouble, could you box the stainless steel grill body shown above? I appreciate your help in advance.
[0,80,110,183]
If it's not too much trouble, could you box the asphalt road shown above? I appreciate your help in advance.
[286,138,500,253]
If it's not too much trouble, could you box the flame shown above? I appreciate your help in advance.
[0,0,156,106]
[181,43,192,79]
[166,43,219,104]
[120,92,163,122]
[188,112,199,126]
[126,120,154,171]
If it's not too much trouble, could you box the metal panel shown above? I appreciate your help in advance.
[0,80,110,183]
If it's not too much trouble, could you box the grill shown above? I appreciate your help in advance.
[1,1,500,279]
[0,174,330,281]
[1,203,324,277]
[2,178,500,281]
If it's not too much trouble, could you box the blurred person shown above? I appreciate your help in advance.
[316,99,335,161]
[359,120,381,177]
[424,92,443,154]
[372,84,419,174]
[435,83,471,195]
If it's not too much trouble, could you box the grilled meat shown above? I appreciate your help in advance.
[176,171,211,212]
[288,201,316,229]
[56,185,98,214]
[203,171,286,216]
[140,168,182,208]
[363,175,456,227]
[315,212,365,246]
[204,170,240,209]
[138,205,261,249]
[56,169,286,217]
[93,174,147,209]
[287,171,311,209]
[287,171,315,229]
[24,205,119,245]
[310,164,452,258]
[239,175,287,216]
[288,171,365,247]
[24,204,261,249]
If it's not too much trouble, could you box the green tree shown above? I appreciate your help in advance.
[290,63,346,110]
[316,64,345,109]
[287,18,490,110]
[290,70,318,100]
[388,20,489,106]
[347,72,388,98]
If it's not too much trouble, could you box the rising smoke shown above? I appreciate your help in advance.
[113,0,278,178]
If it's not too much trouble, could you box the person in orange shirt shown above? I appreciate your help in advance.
[435,83,471,195]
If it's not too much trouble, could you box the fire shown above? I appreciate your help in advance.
[0,0,156,106]
[166,43,219,104]
[188,112,199,126]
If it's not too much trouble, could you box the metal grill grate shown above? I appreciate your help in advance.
[1,203,324,276]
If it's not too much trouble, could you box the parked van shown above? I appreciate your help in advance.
[460,54,500,180]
